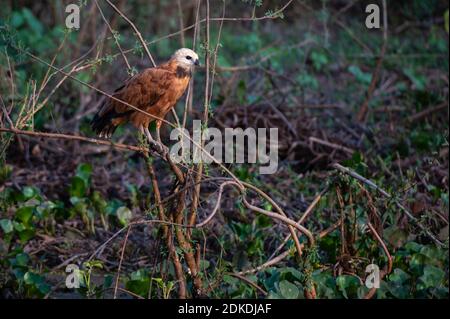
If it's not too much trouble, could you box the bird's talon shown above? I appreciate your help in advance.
[159,143,169,156]
[148,141,168,155]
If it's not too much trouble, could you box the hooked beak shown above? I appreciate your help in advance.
[194,59,200,66]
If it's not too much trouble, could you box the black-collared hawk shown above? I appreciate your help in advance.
[91,48,199,151]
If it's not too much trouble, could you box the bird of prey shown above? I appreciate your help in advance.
[91,48,199,152]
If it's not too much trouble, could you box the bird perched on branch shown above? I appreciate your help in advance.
[91,48,199,152]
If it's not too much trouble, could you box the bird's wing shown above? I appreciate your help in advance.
[97,68,174,118]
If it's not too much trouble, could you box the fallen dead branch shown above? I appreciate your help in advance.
[407,102,448,123]
[309,136,354,154]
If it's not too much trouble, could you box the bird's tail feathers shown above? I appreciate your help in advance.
[90,110,119,139]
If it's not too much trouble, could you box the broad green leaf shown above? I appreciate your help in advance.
[281,267,303,282]
[22,8,44,35]
[37,282,51,295]
[389,268,410,282]
[18,229,35,242]
[336,275,360,299]
[348,65,372,85]
[16,206,33,224]
[70,176,86,198]
[76,163,92,185]
[311,50,329,71]
[126,270,150,297]
[13,221,26,232]
[116,206,132,226]
[418,265,445,290]
[22,186,37,199]
[103,274,114,289]
[11,11,25,28]
[267,291,283,299]
[0,219,13,233]
[278,280,299,299]
[404,68,427,90]
[199,259,210,270]
[223,274,238,286]
[404,241,422,253]
[386,269,411,298]
[24,271,44,285]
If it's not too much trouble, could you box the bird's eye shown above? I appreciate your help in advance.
[186,56,192,60]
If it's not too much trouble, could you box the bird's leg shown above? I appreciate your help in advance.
[155,120,163,145]
[143,126,156,145]
[155,120,169,154]
[142,125,158,148]
[144,126,167,154]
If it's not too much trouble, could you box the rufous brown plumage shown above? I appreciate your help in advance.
[91,48,199,148]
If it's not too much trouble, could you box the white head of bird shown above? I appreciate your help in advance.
[172,48,200,68]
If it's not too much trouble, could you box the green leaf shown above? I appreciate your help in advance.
[84,260,103,270]
[386,269,411,298]
[36,201,56,219]
[70,176,86,198]
[418,265,445,290]
[13,221,26,232]
[76,163,92,185]
[419,246,442,261]
[312,270,336,298]
[199,259,210,270]
[116,206,132,226]
[0,219,14,233]
[311,50,329,71]
[22,186,37,199]
[22,8,44,36]
[404,68,427,90]
[267,291,283,299]
[278,280,300,299]
[263,268,280,291]
[12,268,26,280]
[404,242,422,253]
[24,271,50,295]
[24,271,44,285]
[348,65,372,85]
[126,270,150,298]
[256,214,272,228]
[16,206,34,224]
[15,253,29,266]
[336,275,360,299]
[37,282,51,295]
[296,72,319,89]
[389,268,410,283]
[106,199,124,216]
[18,229,35,242]
[103,274,114,289]
[223,274,238,286]
[281,267,303,282]
[11,11,25,28]
[126,279,150,298]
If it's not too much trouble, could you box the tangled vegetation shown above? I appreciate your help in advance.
[0,0,448,299]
